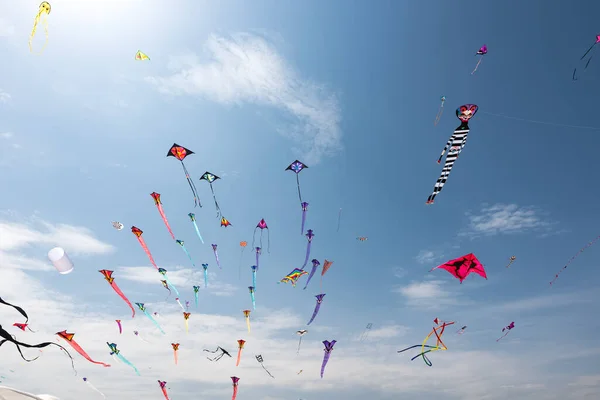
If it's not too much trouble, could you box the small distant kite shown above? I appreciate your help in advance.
[426,104,478,204]
[456,325,467,335]
[212,244,221,269]
[573,35,600,80]
[471,44,487,74]
[29,2,51,54]
[255,355,274,378]
[359,323,373,341]
[248,286,256,309]
[157,380,169,400]
[111,221,124,230]
[131,226,159,270]
[300,229,315,270]
[496,321,515,342]
[83,377,106,398]
[57,331,110,367]
[167,143,201,207]
[506,256,516,268]
[242,310,251,334]
[550,235,600,285]
[303,259,320,290]
[135,50,150,61]
[429,253,487,283]
[434,96,446,126]
[231,377,240,400]
[107,342,139,375]
[356,237,368,241]
[296,329,307,354]
[252,219,270,253]
[203,346,231,362]
[171,343,180,364]
[220,217,232,227]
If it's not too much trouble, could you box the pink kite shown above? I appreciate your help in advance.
[150,192,175,240]
[471,44,487,74]
[429,253,487,283]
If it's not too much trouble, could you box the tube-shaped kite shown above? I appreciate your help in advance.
[115,320,122,334]
[255,247,261,269]
[307,294,325,325]
[29,1,51,54]
[135,303,165,334]
[188,213,204,244]
[158,380,169,400]
[171,343,179,364]
[231,377,240,400]
[150,192,175,240]
[236,340,245,366]
[303,259,320,290]
[251,265,257,289]
[107,342,139,375]
[248,286,255,310]
[47,247,74,274]
[321,340,337,378]
[202,264,209,287]
[57,331,110,367]
[301,202,309,236]
[300,229,314,270]
[243,310,251,334]
[296,330,307,354]
[193,286,200,308]
[131,226,159,270]
[183,312,191,333]
[158,268,180,296]
[176,240,196,267]
[176,298,185,311]
[212,244,221,269]
[99,270,135,317]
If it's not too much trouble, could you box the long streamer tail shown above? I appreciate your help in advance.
[192,221,204,244]
[181,162,201,207]
[471,57,483,75]
[307,303,321,325]
[301,242,312,270]
[236,350,242,366]
[110,283,136,318]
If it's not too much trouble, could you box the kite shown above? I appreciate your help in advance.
[12,323,35,333]
[202,263,209,287]
[320,340,337,378]
[131,226,159,270]
[221,217,232,227]
[457,325,467,335]
[307,294,326,325]
[506,256,517,268]
[238,241,247,279]
[200,172,226,219]
[279,268,308,287]
[235,340,246,366]
[336,207,342,232]
[185,300,190,310]
[252,219,270,253]
[133,331,150,343]
[176,240,196,268]
[357,237,368,241]
[203,346,231,362]
[183,312,191,333]
[135,303,165,334]
[573,35,600,80]
[471,44,487,74]
[254,247,262,270]
[107,343,139,375]
[150,192,176,240]
[167,143,201,207]
[296,330,307,354]
[29,2,51,54]
[397,320,455,367]
[550,235,600,285]
[301,202,309,236]
[255,355,274,378]
[158,380,169,400]
[56,331,110,367]
[115,320,122,335]
[158,268,180,296]
[98,270,135,317]
[48,247,73,274]
[426,104,479,204]
[303,259,320,290]
[434,96,446,126]
[0,297,29,324]
[251,265,258,289]
[193,286,200,308]
[83,377,105,398]
[135,50,150,61]
[175,298,185,312]
[231,377,240,400]
[248,286,256,310]
[111,221,124,230]
[187,213,204,244]
[242,310,251,334]
[359,323,373,341]
[0,324,74,368]
[429,253,487,283]
[297,370,303,375]
[171,343,180,364]
[496,322,515,342]
[321,260,334,277]
[160,280,171,299]
[212,244,221,269]
[300,229,315,270]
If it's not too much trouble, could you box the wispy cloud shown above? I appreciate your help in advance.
[415,250,443,264]
[146,33,342,164]
[0,89,11,103]
[393,279,462,309]
[482,291,596,314]
[460,203,556,238]
[1,132,13,139]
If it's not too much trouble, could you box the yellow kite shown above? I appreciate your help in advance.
[29,2,51,54]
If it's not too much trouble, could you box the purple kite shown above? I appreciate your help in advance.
[307,294,326,325]
[252,219,270,253]
[301,202,309,236]
[211,244,221,269]
[300,229,314,270]
[320,340,336,378]
[472,44,487,74]
[285,160,309,234]
[255,247,261,270]
[303,259,320,290]
[496,321,515,342]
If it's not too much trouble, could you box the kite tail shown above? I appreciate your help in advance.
[336,208,341,232]
[138,237,159,270]
[62,340,111,367]
[580,41,598,60]
[116,321,122,334]
[110,283,136,318]
[214,250,221,269]
[232,386,238,400]
[117,353,140,376]
[236,350,242,366]
[157,206,175,240]
[252,272,256,289]
[250,293,256,310]
[301,242,312,270]
[434,104,444,126]
[261,364,274,378]
[192,220,204,244]
[471,57,483,75]
[303,265,318,290]
[144,311,166,334]
[301,209,307,236]
[246,318,251,334]
[320,353,330,378]
[194,293,199,308]
[174,350,178,364]
[204,270,208,288]
[256,251,260,269]
[496,331,511,342]
[297,336,302,354]
[165,277,180,297]
[550,235,600,285]
[296,174,303,203]
[267,229,270,253]
[307,303,321,325]
[181,161,202,207]
[181,244,196,267]
[185,319,189,333]
[85,380,106,399]
[0,297,29,323]
[209,183,222,219]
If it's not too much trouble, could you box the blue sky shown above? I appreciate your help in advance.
[1,0,600,399]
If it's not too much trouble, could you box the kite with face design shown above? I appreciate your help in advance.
[29,2,51,53]
[426,104,478,204]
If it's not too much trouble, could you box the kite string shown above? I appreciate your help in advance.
[550,235,600,285]
[479,110,600,131]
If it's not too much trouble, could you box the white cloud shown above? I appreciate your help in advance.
[0,90,11,103]
[461,203,555,237]
[145,33,342,164]
[0,132,13,139]
[393,280,463,309]
[415,250,442,264]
